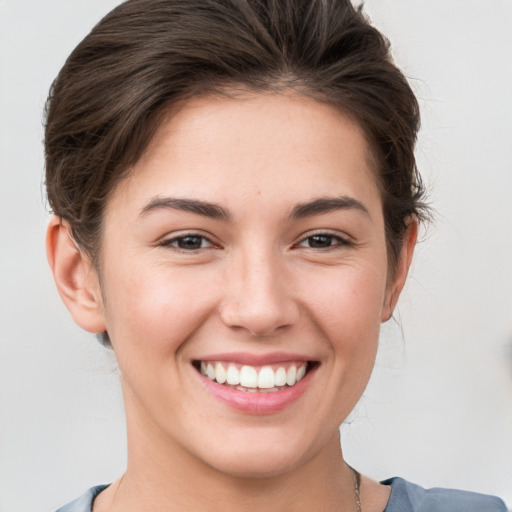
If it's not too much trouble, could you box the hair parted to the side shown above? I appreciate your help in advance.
[45,0,428,300]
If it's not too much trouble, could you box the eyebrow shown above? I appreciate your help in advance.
[139,197,230,220]
[288,196,370,219]
[139,195,369,221]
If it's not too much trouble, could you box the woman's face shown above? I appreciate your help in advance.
[85,93,410,477]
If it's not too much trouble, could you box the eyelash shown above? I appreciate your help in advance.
[159,231,351,252]
[159,234,216,251]
[295,232,352,250]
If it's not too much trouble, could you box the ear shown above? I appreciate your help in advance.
[46,216,106,333]
[381,217,418,322]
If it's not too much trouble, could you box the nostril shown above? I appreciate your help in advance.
[219,301,299,337]
[218,263,300,336]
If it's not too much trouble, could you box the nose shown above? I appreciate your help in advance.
[219,249,300,337]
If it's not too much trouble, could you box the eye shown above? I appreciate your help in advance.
[297,233,349,249]
[161,234,214,250]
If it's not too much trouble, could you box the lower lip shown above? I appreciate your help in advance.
[197,368,315,415]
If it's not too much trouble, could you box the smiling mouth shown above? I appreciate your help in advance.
[193,360,317,393]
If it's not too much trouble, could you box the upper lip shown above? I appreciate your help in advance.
[193,352,315,366]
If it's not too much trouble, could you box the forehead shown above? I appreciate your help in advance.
[107,93,382,220]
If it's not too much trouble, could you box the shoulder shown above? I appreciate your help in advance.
[382,477,507,512]
[55,485,109,512]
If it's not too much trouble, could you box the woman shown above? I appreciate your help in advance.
[44,0,506,511]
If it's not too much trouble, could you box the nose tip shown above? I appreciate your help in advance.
[219,259,299,337]
[220,298,298,337]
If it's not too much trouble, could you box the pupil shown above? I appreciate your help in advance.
[309,235,332,248]
[178,236,202,249]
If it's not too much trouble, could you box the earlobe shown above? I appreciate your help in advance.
[381,218,418,322]
[46,216,106,333]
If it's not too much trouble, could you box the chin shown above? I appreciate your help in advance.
[191,426,326,480]
[207,449,306,480]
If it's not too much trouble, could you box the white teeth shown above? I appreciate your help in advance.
[286,366,297,386]
[215,362,227,384]
[275,367,287,387]
[257,366,275,389]
[199,361,310,390]
[240,365,258,388]
[226,364,240,385]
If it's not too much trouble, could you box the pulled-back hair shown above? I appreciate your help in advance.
[45,0,427,273]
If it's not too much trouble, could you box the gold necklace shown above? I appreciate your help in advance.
[110,469,362,511]
[351,467,362,512]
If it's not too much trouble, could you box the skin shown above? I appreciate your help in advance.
[47,93,417,512]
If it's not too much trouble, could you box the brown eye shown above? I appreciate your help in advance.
[308,235,334,248]
[162,235,213,250]
[298,234,349,249]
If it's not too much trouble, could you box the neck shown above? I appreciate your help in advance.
[98,390,358,512]
[117,438,356,512]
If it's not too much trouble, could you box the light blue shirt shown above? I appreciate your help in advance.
[56,477,507,512]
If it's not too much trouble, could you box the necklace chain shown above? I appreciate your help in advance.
[351,467,362,512]
[112,468,362,511]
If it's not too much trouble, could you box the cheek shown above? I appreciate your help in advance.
[100,261,220,357]
[299,259,387,389]
[301,260,387,336]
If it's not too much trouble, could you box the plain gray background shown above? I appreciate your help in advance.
[1,1,511,510]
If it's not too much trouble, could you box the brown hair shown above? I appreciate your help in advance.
[45,0,427,273]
